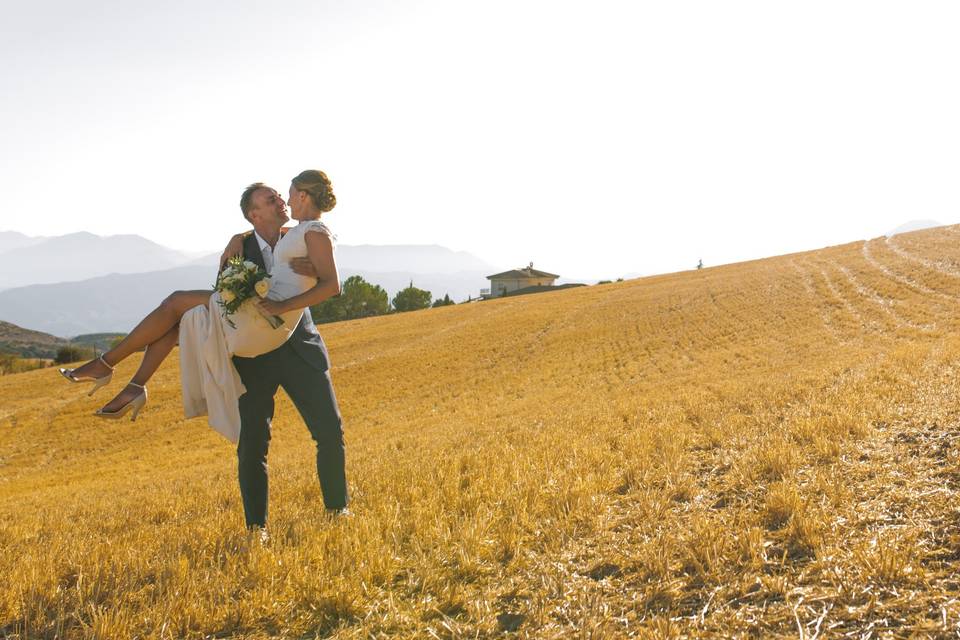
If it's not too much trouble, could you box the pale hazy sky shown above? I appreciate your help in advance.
[1,1,958,278]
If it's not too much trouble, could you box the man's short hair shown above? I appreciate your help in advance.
[240,182,267,220]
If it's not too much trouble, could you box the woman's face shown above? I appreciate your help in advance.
[288,183,306,220]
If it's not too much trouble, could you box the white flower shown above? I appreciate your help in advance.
[243,260,257,271]
[255,279,270,298]
[221,290,236,303]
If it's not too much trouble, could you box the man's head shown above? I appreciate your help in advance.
[239,183,289,233]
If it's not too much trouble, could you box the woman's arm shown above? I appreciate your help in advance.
[257,231,341,315]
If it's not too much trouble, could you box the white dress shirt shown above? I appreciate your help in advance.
[254,231,275,272]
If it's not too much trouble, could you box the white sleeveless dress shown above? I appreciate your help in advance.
[179,221,334,442]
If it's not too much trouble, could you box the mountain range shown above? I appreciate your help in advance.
[0,232,500,337]
[0,231,47,253]
[0,232,194,290]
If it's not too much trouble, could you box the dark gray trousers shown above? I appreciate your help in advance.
[233,341,348,528]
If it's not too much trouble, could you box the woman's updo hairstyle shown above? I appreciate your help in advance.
[292,169,337,213]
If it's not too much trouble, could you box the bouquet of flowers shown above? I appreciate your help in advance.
[215,257,284,329]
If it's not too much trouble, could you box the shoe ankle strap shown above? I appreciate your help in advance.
[127,381,145,389]
[99,355,115,370]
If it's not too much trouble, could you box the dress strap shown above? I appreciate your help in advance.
[302,220,336,243]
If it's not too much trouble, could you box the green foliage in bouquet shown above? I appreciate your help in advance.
[214,256,272,328]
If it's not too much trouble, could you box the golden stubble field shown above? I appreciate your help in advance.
[4,227,960,638]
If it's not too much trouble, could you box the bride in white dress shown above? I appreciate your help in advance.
[178,216,336,441]
[58,172,341,441]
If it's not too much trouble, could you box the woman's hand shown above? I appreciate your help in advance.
[219,233,246,270]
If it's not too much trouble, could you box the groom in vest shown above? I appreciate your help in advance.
[228,182,348,531]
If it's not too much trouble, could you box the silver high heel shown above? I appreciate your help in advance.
[94,382,147,422]
[59,355,114,396]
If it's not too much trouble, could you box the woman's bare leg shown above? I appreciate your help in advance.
[68,290,210,378]
[98,325,179,413]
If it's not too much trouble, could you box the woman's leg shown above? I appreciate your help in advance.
[98,325,180,413]
[68,290,210,378]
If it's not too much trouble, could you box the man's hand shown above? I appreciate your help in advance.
[219,233,246,270]
[289,257,318,278]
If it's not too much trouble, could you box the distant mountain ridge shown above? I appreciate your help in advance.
[0,264,495,337]
[0,231,193,290]
[0,266,217,337]
[0,231,47,253]
[186,241,496,274]
[0,232,500,336]
[336,245,494,274]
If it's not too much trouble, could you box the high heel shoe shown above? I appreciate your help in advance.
[94,382,147,422]
[59,355,114,396]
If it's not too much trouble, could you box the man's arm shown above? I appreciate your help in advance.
[219,232,249,270]
[289,257,319,278]
[288,258,336,294]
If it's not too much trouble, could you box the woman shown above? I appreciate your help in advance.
[59,170,341,429]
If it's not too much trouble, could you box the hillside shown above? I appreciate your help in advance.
[71,333,127,352]
[4,227,960,636]
[0,320,68,358]
[0,321,123,359]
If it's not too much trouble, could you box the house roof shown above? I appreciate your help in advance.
[487,267,560,280]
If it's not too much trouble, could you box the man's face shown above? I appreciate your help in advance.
[247,187,289,229]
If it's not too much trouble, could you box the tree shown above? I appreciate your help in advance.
[55,345,94,365]
[311,275,390,324]
[431,294,455,308]
[391,281,432,312]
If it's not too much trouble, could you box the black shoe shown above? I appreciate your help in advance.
[326,507,352,518]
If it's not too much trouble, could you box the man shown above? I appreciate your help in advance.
[228,183,349,532]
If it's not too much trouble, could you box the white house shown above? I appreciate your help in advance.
[483,263,560,298]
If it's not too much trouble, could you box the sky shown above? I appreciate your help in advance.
[1,0,958,279]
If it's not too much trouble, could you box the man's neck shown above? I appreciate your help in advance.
[252,224,281,248]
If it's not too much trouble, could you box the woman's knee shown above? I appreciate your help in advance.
[160,290,191,315]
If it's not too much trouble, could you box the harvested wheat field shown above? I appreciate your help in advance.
[4,227,960,638]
